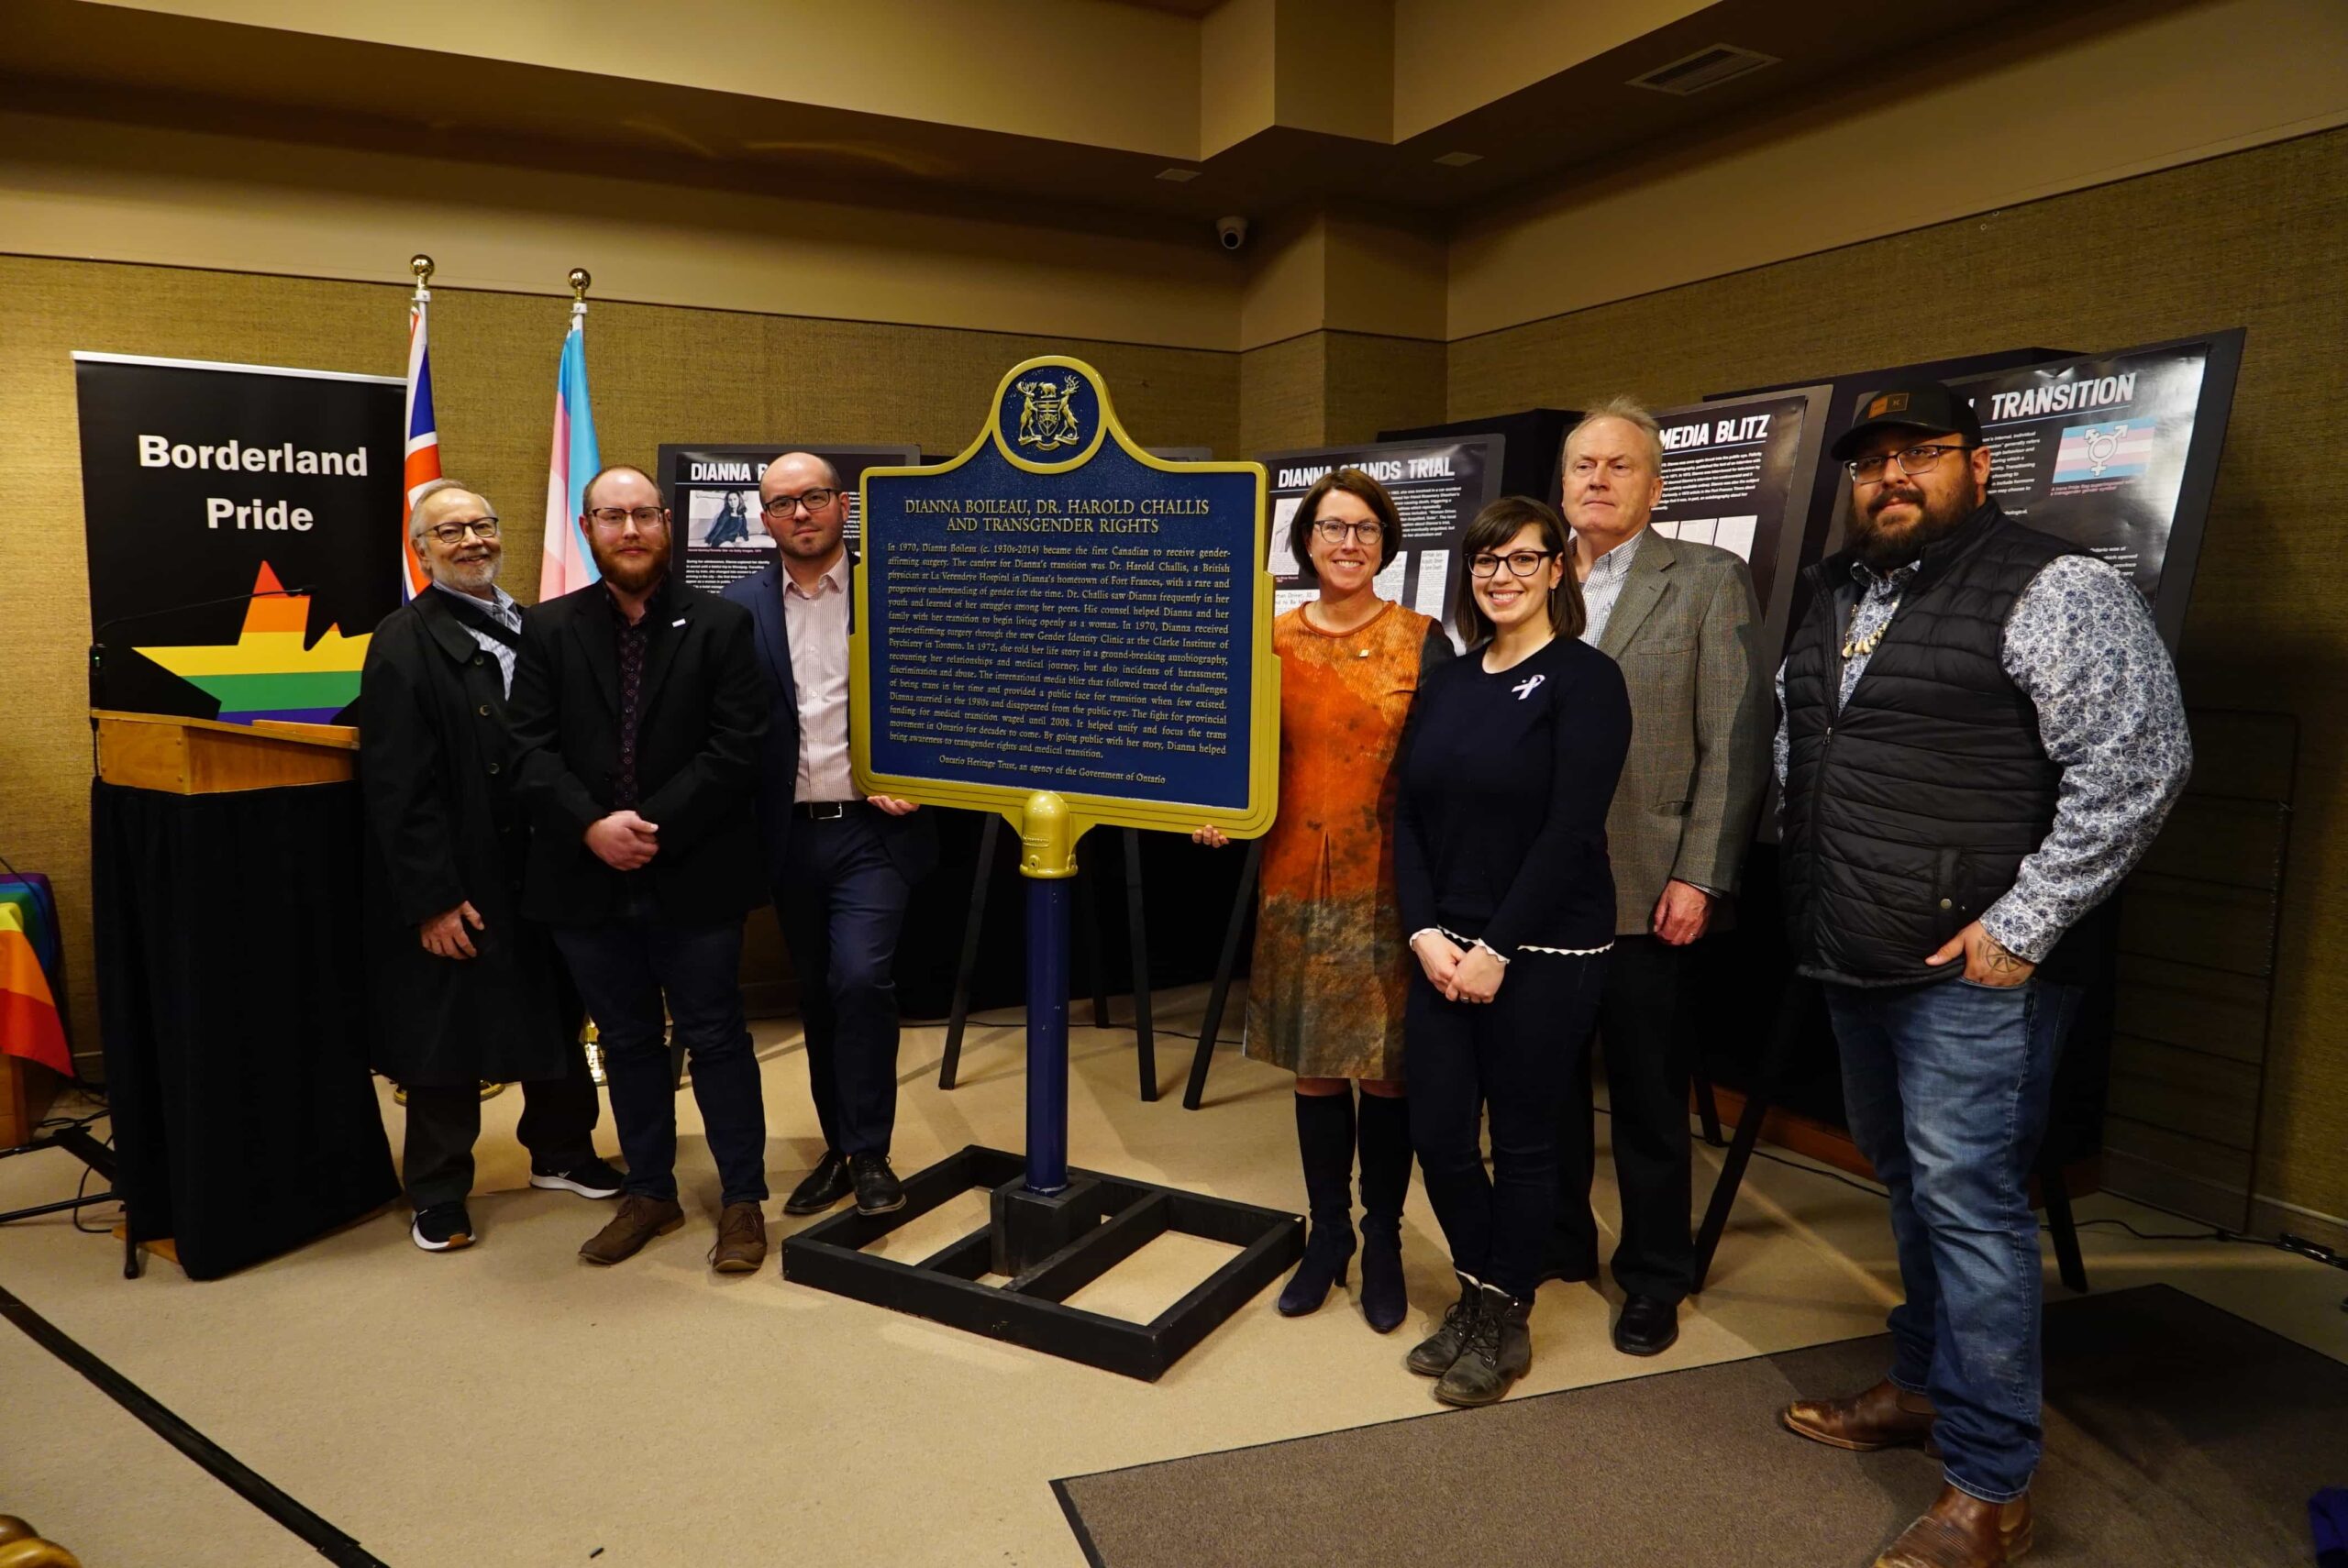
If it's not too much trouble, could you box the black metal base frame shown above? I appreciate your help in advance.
[781,1145,1303,1380]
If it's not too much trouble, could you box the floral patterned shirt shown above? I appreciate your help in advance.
[1775,551,2191,962]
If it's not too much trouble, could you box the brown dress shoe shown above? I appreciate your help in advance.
[1873,1485,2032,1567]
[709,1201,768,1275]
[1783,1377,1941,1456]
[578,1194,685,1265]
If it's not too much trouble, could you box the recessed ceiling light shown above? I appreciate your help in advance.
[1157,167,1201,182]
[1434,150,1483,168]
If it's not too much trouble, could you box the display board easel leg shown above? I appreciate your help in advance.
[1122,829,1157,1101]
[1184,837,1261,1110]
[937,814,1002,1091]
[1692,1059,1725,1146]
[1691,976,1812,1292]
[2038,1145,2090,1294]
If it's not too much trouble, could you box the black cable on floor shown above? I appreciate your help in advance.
[0,1280,392,1567]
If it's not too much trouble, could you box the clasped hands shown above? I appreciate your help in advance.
[1411,931,1506,1004]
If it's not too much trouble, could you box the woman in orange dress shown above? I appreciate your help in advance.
[1199,469,1450,1333]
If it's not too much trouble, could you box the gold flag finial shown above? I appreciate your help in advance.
[410,253,434,287]
[569,268,592,303]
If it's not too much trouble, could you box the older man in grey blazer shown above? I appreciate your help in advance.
[1547,396,1770,1356]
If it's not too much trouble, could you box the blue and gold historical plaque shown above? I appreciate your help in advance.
[851,355,1277,845]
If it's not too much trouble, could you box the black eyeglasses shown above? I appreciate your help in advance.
[425,516,499,545]
[1846,443,1975,484]
[762,488,840,517]
[1311,519,1385,545]
[586,506,669,529]
[1468,548,1556,579]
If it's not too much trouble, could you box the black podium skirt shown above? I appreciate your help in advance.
[93,778,398,1278]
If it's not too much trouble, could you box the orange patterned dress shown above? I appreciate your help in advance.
[1245,600,1450,1080]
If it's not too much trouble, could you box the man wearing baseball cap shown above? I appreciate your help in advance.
[1772,380,2190,1566]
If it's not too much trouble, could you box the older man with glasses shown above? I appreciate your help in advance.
[360,479,621,1253]
[1774,381,2189,1568]
[507,464,774,1272]
[722,454,936,1222]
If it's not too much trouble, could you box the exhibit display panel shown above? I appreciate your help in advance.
[659,442,919,595]
[1257,436,1502,641]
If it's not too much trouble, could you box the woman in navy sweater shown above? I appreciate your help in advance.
[1395,495,1632,1407]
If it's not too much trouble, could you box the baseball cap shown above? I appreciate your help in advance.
[1829,380,1984,461]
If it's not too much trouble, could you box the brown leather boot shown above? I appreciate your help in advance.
[1872,1485,2032,1567]
[578,1194,685,1265]
[709,1201,768,1274]
[1782,1378,1942,1457]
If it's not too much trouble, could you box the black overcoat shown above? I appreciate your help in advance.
[359,590,570,1086]
[505,574,770,925]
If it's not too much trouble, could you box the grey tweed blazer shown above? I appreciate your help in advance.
[1589,527,1771,935]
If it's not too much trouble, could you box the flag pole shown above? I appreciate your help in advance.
[400,254,439,601]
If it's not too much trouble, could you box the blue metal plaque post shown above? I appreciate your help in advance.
[782,355,1301,1379]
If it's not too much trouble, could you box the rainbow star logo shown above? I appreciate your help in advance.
[133,564,370,724]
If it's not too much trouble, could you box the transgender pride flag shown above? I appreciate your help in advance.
[2053,421,2157,485]
[400,286,442,601]
[538,302,603,599]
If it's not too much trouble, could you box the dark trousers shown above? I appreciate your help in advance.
[1556,933,1698,1301]
[775,807,914,1159]
[551,892,769,1207]
[1407,950,1607,1301]
[401,1045,601,1210]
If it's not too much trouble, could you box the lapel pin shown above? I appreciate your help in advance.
[672,617,687,627]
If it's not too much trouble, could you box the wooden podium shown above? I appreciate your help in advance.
[88,708,396,1279]
[93,709,358,793]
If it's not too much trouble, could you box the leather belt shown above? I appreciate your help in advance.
[794,801,855,821]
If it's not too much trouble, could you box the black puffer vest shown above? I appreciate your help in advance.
[1781,502,2077,987]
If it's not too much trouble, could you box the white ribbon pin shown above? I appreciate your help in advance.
[1512,673,1545,701]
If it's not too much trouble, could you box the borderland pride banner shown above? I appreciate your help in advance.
[75,353,404,724]
[659,442,920,595]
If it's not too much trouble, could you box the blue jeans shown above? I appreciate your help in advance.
[552,890,770,1207]
[1826,975,2080,1505]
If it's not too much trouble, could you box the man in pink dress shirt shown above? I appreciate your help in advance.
[722,453,938,1223]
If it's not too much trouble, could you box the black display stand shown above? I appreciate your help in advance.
[936,825,1157,1097]
[783,1144,1301,1379]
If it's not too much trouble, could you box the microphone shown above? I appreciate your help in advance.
[89,584,316,717]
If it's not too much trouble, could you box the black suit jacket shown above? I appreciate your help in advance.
[358,589,570,1085]
[719,559,938,888]
[507,574,770,924]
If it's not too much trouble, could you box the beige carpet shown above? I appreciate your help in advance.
[1055,1284,2342,1567]
[2,985,2343,1565]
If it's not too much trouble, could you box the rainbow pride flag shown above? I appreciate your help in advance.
[0,900,71,1078]
[133,562,370,724]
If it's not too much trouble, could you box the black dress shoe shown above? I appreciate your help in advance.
[783,1151,853,1216]
[1612,1293,1679,1356]
[849,1153,906,1216]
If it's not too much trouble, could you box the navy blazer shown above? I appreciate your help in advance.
[720,558,939,889]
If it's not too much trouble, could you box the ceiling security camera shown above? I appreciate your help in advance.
[1215,215,1249,251]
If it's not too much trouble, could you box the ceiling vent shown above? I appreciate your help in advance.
[1627,43,1779,96]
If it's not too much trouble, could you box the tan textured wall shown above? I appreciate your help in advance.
[1446,0,2348,339]
[1448,127,2348,1222]
[1237,334,1326,455]
[0,109,1241,351]
[1324,334,1446,446]
[0,254,1236,1068]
